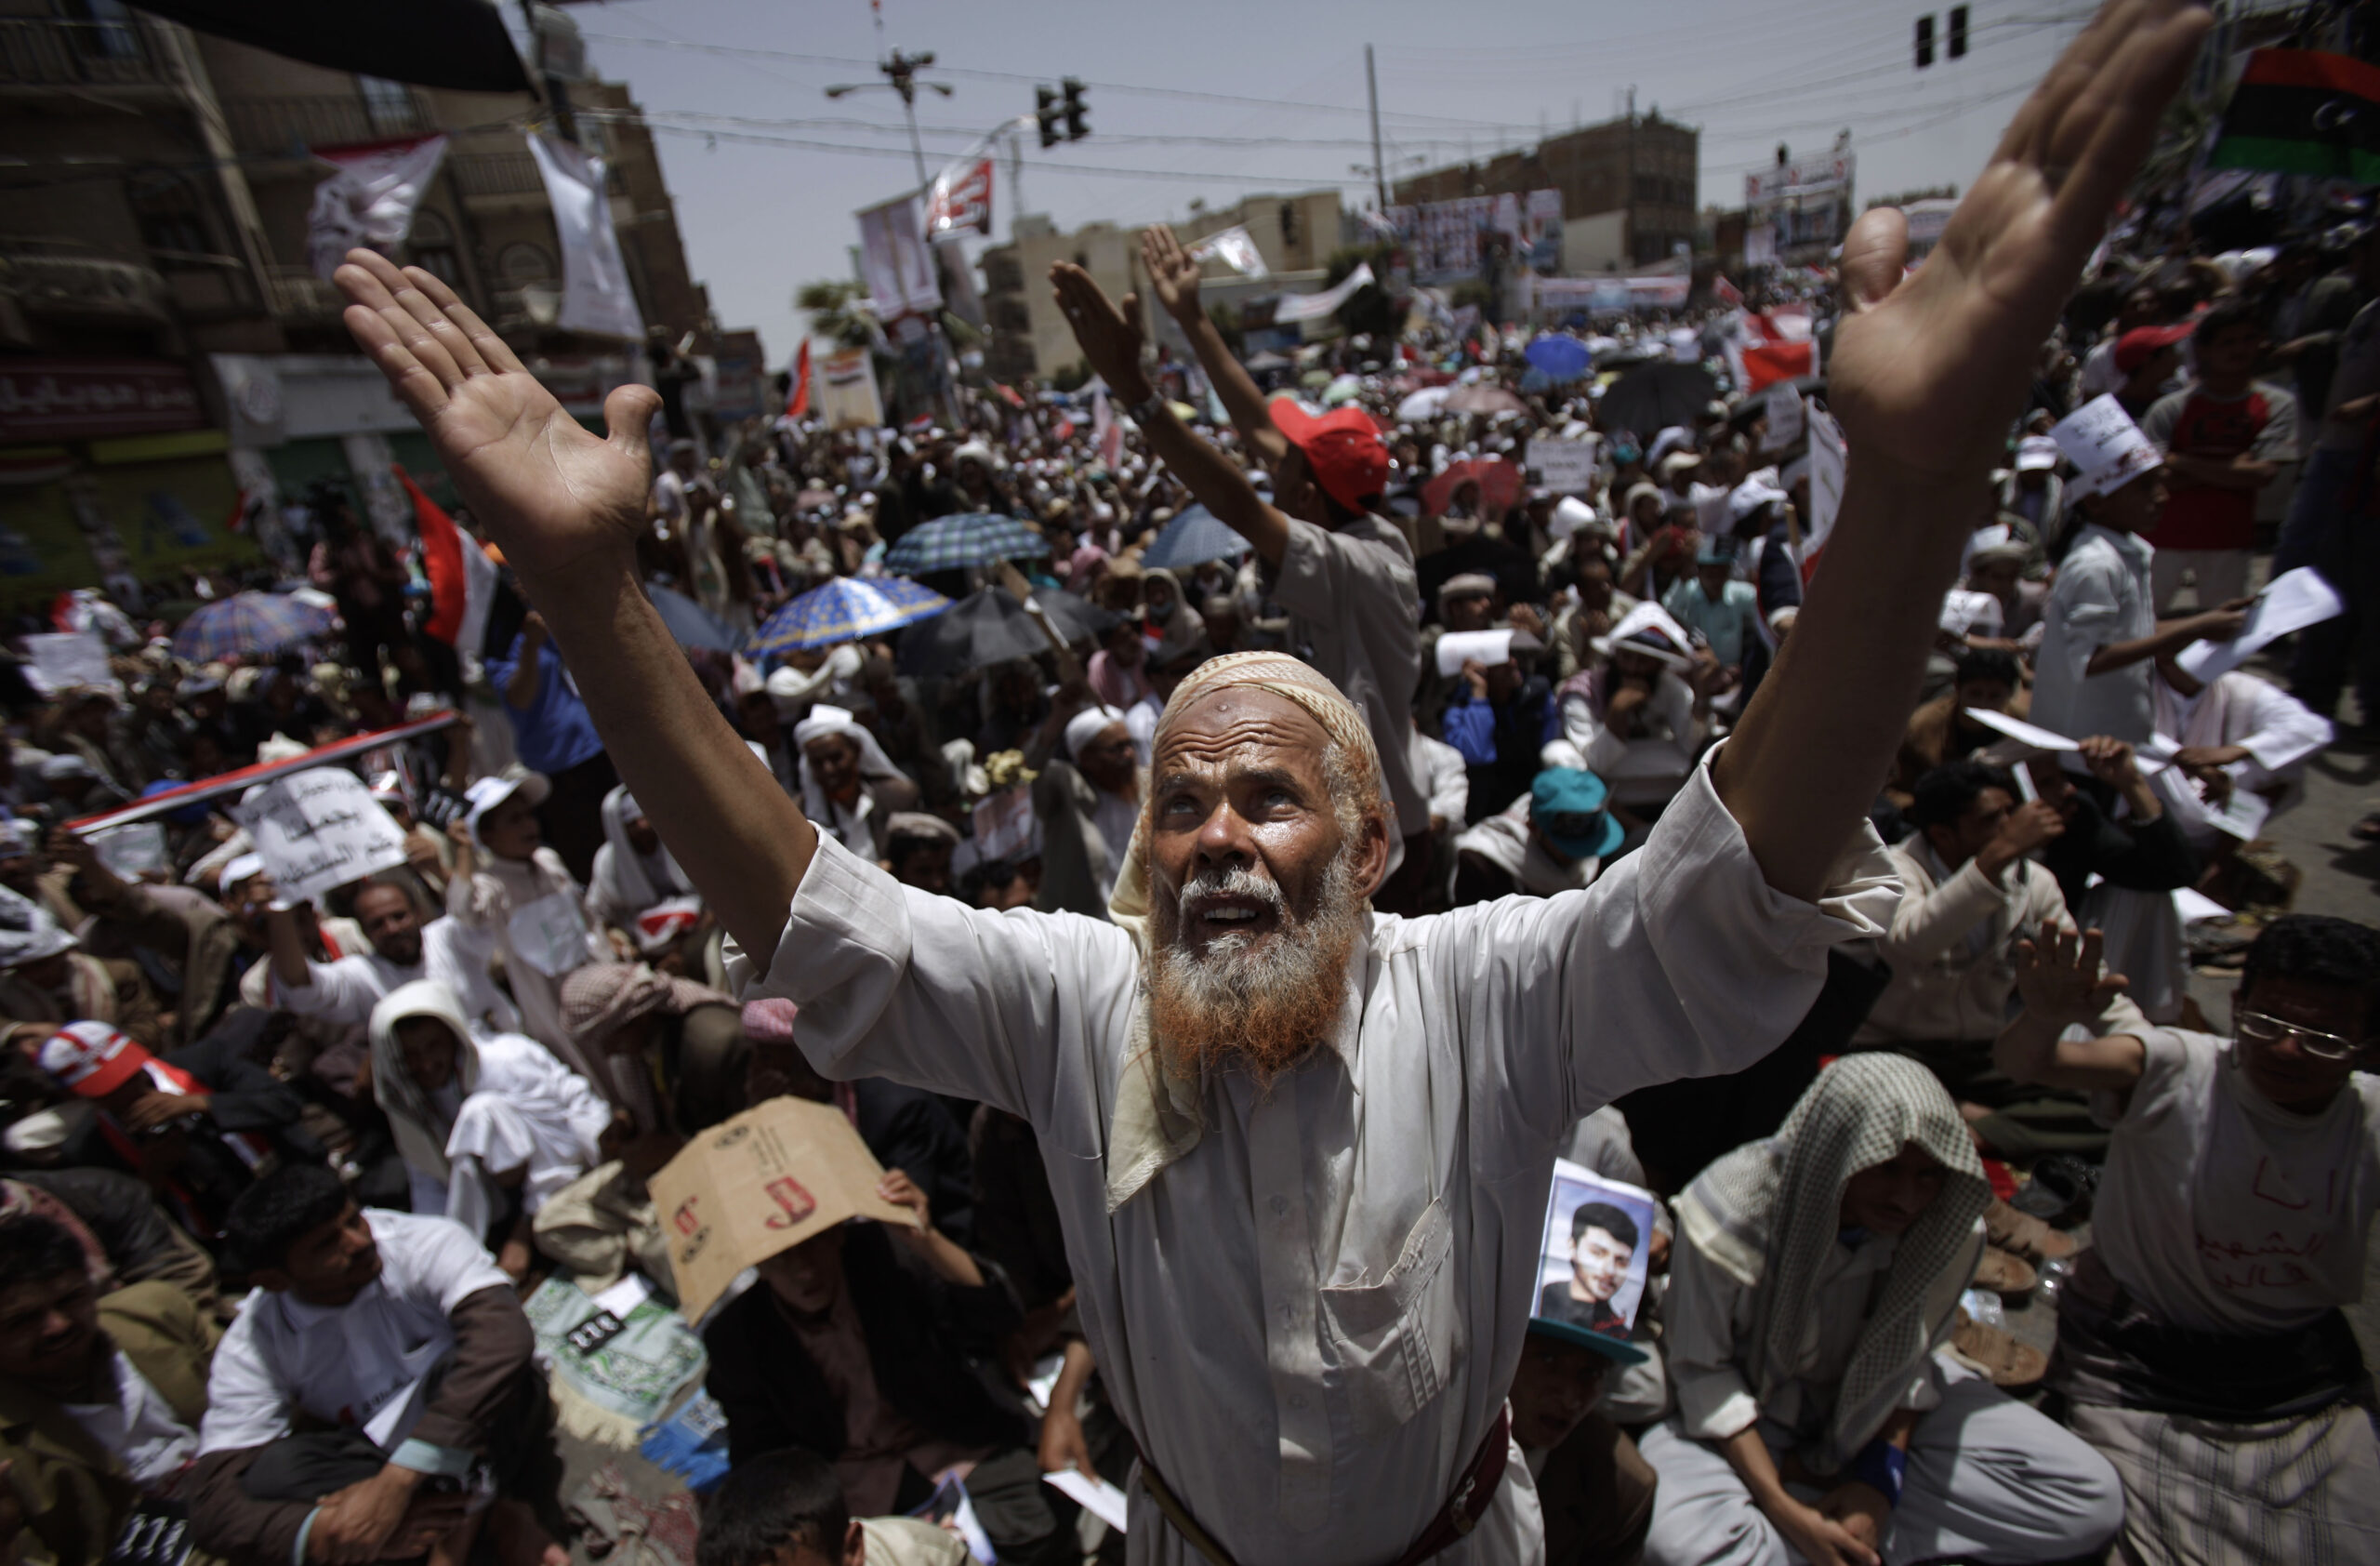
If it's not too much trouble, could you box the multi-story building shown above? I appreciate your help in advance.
[0,3,725,605]
[1393,113,1699,271]
[1175,190,1343,276]
[977,192,1346,381]
[978,215,1148,384]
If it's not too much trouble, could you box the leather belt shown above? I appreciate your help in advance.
[1132,1405,1512,1566]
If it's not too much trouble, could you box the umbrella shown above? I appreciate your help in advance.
[1139,505,1250,571]
[895,587,1117,679]
[1245,351,1293,373]
[1525,335,1593,382]
[1422,458,1525,520]
[881,511,1051,576]
[170,591,335,662]
[1443,384,1528,416]
[647,585,745,653]
[1600,362,1720,436]
[1322,373,1362,405]
[1395,386,1453,423]
[1299,368,1332,389]
[749,576,949,658]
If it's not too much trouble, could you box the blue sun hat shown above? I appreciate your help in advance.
[1531,767,1624,861]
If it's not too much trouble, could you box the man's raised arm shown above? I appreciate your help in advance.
[1712,0,2210,901]
[1141,224,1289,471]
[332,252,815,962]
[1051,262,1292,566]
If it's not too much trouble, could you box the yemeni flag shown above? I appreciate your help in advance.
[787,339,812,418]
[1739,307,1818,393]
[2211,49,2380,182]
[397,465,495,652]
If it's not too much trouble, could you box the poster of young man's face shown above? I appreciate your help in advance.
[1537,1161,1658,1334]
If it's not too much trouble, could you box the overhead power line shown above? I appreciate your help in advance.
[576,31,1545,134]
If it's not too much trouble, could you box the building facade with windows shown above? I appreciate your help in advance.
[1394,113,1699,270]
[0,2,719,605]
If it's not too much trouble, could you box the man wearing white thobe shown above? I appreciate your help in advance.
[329,21,2202,1550]
[727,750,1897,1564]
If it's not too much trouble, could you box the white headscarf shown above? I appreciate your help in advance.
[1102,651,1383,1212]
[792,705,906,824]
[588,785,695,919]
[367,979,609,1235]
[1064,705,1128,762]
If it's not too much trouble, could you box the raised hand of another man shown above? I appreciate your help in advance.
[1828,0,2212,484]
[1141,225,1204,321]
[333,250,659,586]
[1049,264,1153,404]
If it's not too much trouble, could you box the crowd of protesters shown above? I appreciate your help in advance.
[0,33,2377,1566]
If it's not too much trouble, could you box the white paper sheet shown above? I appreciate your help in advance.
[1024,1351,1065,1413]
[588,1273,653,1319]
[1963,707,2079,752]
[1969,707,2169,776]
[2175,566,2345,682]
[1436,628,1516,679]
[1043,1468,1130,1533]
[2174,887,2230,923]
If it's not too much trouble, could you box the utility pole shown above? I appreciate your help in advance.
[826,41,953,198]
[1366,44,1388,212]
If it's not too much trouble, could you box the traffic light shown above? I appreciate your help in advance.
[1062,77,1088,141]
[1036,85,1061,148]
[1915,14,1935,67]
[1948,5,1968,58]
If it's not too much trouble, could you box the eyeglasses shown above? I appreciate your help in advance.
[2235,1010,2362,1062]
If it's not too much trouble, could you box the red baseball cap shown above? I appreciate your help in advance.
[2114,322,2193,375]
[38,1021,152,1099]
[1269,399,1391,513]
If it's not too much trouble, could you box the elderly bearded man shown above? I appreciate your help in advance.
[325,6,2207,1557]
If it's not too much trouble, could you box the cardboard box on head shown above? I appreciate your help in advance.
[648,1095,920,1322]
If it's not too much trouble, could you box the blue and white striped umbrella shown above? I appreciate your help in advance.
[749,575,950,657]
[881,511,1050,576]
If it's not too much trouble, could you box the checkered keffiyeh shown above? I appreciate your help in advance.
[1683,1054,1990,1471]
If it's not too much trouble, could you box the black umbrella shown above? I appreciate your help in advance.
[896,587,1117,679]
[1600,362,1721,438]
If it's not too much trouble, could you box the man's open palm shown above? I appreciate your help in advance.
[333,249,659,581]
[1142,225,1202,318]
[1828,0,2210,481]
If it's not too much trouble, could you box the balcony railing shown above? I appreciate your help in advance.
[0,17,162,89]
[224,93,428,156]
[264,265,343,321]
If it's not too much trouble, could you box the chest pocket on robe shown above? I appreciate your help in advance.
[1318,1194,1463,1440]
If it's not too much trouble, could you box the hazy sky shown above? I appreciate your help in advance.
[565,0,2098,364]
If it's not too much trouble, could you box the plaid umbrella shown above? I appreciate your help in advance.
[170,591,337,662]
[750,576,949,657]
[881,511,1050,576]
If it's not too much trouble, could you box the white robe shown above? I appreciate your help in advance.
[728,753,1900,1565]
[2151,670,2334,850]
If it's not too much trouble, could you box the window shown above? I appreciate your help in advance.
[405,209,462,288]
[127,171,211,266]
[357,76,417,136]
[59,0,139,60]
[1279,202,1300,246]
[496,242,554,284]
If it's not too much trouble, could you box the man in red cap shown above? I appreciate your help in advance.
[1050,241,1433,905]
[2112,320,2193,422]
